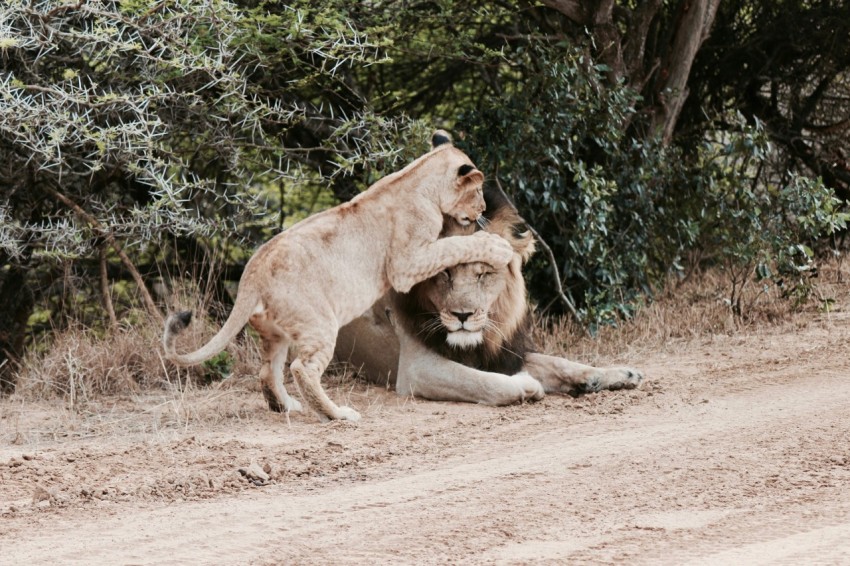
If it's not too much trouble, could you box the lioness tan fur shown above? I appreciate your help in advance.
[335,184,643,405]
[163,132,514,422]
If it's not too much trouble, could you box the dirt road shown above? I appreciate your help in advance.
[2,311,850,564]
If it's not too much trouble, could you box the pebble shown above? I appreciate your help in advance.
[32,486,52,504]
[238,462,270,486]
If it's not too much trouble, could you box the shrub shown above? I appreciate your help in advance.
[458,46,694,326]
[459,46,847,325]
[690,119,848,315]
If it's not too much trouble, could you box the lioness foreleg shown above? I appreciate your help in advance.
[523,353,643,395]
[389,232,513,293]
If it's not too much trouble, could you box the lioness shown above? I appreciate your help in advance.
[335,184,643,405]
[163,131,514,422]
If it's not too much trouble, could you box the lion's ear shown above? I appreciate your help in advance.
[457,167,484,189]
[431,130,453,149]
[513,228,536,263]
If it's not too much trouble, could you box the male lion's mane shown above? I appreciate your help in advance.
[394,184,536,375]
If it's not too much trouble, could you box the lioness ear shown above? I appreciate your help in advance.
[431,130,453,149]
[457,166,484,188]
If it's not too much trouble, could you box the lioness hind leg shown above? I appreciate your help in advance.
[259,339,302,414]
[290,341,360,422]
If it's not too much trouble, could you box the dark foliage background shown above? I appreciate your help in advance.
[2,0,849,387]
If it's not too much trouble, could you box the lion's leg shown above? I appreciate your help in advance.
[388,233,513,293]
[259,339,302,414]
[290,338,361,422]
[395,332,544,405]
[523,352,643,394]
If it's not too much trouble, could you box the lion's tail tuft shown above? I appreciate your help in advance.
[162,310,194,358]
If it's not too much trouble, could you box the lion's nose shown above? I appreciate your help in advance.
[453,311,472,323]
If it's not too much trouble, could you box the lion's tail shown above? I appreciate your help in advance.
[162,288,258,367]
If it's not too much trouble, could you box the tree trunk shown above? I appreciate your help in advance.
[650,0,721,142]
[541,0,721,144]
[0,265,35,392]
[541,0,624,81]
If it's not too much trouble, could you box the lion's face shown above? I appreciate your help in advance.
[419,261,507,349]
[426,131,487,226]
[446,167,486,226]
[434,150,486,226]
[393,180,535,372]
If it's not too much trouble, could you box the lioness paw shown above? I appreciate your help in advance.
[262,387,304,414]
[336,406,361,422]
[284,397,303,413]
[472,232,514,267]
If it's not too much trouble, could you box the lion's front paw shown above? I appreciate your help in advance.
[336,406,362,422]
[472,231,514,267]
[514,371,546,402]
[592,367,643,391]
[284,397,303,413]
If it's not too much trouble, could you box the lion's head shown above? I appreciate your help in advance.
[428,130,487,226]
[395,183,536,374]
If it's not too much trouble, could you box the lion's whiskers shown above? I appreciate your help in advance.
[482,331,521,360]
[417,316,444,340]
[484,319,507,341]
[483,319,523,358]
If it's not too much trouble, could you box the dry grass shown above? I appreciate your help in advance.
[4,267,367,443]
[13,272,264,403]
[0,382,273,447]
[6,259,847,438]
[15,321,162,401]
[534,259,848,366]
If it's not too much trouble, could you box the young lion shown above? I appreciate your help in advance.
[162,131,513,422]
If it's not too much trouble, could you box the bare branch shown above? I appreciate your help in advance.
[99,245,119,332]
[490,173,583,325]
[540,0,586,24]
[525,223,585,330]
[43,184,164,324]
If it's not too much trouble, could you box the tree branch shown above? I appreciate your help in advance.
[43,184,164,324]
[540,0,586,24]
[99,245,119,332]
[525,224,585,330]
[623,0,663,83]
[652,0,721,142]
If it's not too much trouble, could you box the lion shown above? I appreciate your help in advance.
[162,131,514,422]
[335,183,643,405]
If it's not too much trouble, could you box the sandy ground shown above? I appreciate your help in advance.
[2,308,850,565]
